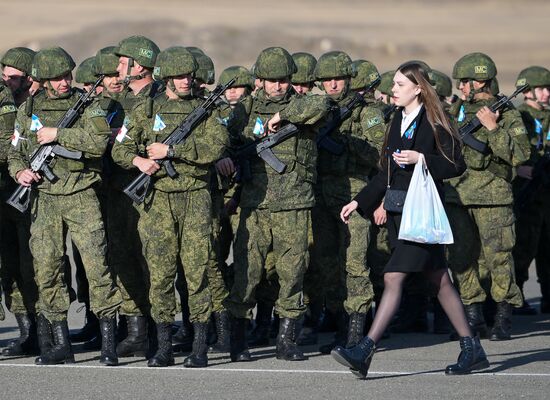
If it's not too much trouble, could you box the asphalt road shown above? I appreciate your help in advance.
[1,267,548,400]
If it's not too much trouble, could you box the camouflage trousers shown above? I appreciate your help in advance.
[225,207,310,320]
[107,189,150,317]
[0,203,37,315]
[207,188,229,313]
[30,188,121,322]
[446,203,522,307]
[138,189,213,324]
[513,190,550,296]
[307,201,374,315]
[366,223,391,300]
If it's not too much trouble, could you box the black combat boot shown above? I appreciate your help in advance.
[147,323,174,367]
[276,318,307,361]
[2,313,39,356]
[173,315,194,353]
[183,322,208,368]
[116,316,148,357]
[297,302,322,346]
[230,317,251,362]
[331,336,376,379]
[99,318,118,366]
[70,303,99,343]
[319,312,348,354]
[248,302,272,347]
[208,311,231,353]
[36,313,53,356]
[35,320,75,365]
[445,336,489,375]
[452,303,488,340]
[346,313,367,348]
[490,302,512,341]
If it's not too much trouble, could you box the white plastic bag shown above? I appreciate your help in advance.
[398,154,454,244]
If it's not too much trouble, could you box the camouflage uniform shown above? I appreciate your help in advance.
[446,53,530,340]
[511,66,550,312]
[224,47,329,363]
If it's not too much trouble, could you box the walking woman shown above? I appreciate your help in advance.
[331,61,490,378]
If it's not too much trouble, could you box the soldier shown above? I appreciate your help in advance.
[291,52,317,96]
[512,66,550,314]
[446,52,530,340]
[8,47,121,365]
[111,35,161,358]
[112,46,228,368]
[217,46,329,362]
[0,47,39,356]
[75,57,103,95]
[308,51,384,354]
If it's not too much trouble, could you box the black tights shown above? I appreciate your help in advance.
[367,268,471,343]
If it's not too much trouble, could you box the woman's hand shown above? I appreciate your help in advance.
[340,200,358,224]
[392,150,420,165]
[373,202,387,226]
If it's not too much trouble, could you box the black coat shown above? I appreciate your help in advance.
[355,105,466,217]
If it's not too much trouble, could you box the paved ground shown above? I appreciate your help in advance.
[0,265,548,400]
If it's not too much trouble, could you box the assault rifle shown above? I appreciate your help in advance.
[233,122,300,181]
[123,78,236,204]
[7,75,105,213]
[316,76,381,155]
[459,84,528,155]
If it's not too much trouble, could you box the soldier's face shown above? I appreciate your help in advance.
[534,87,550,104]
[263,78,290,98]
[2,66,29,93]
[47,73,72,95]
[321,78,346,96]
[172,74,193,94]
[104,74,123,94]
[117,56,133,81]
[224,86,247,104]
[292,83,312,95]
[391,71,420,108]
[458,79,485,99]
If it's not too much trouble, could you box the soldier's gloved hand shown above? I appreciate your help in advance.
[373,202,387,226]
[216,158,235,176]
[477,107,499,131]
[146,143,169,160]
[16,168,41,186]
[36,127,58,144]
[267,112,281,133]
[516,165,533,180]
[132,156,161,175]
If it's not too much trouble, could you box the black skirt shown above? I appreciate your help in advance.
[384,212,447,273]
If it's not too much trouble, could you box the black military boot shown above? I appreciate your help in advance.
[490,302,512,341]
[276,318,307,361]
[248,302,272,347]
[116,316,148,357]
[297,302,322,346]
[35,320,75,365]
[445,336,489,375]
[183,322,208,368]
[2,313,39,356]
[461,303,489,339]
[331,336,376,379]
[147,323,174,367]
[70,303,99,343]
[173,314,194,353]
[319,312,349,354]
[346,313,367,348]
[208,311,231,353]
[230,317,251,362]
[99,318,118,366]
[36,313,53,356]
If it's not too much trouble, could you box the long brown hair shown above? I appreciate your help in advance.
[382,61,461,165]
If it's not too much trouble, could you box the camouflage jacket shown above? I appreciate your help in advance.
[8,89,111,195]
[446,97,531,206]
[228,88,329,211]
[0,82,18,192]
[515,103,550,164]
[111,92,228,194]
[316,91,385,207]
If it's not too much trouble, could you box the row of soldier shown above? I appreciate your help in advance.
[0,35,548,369]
